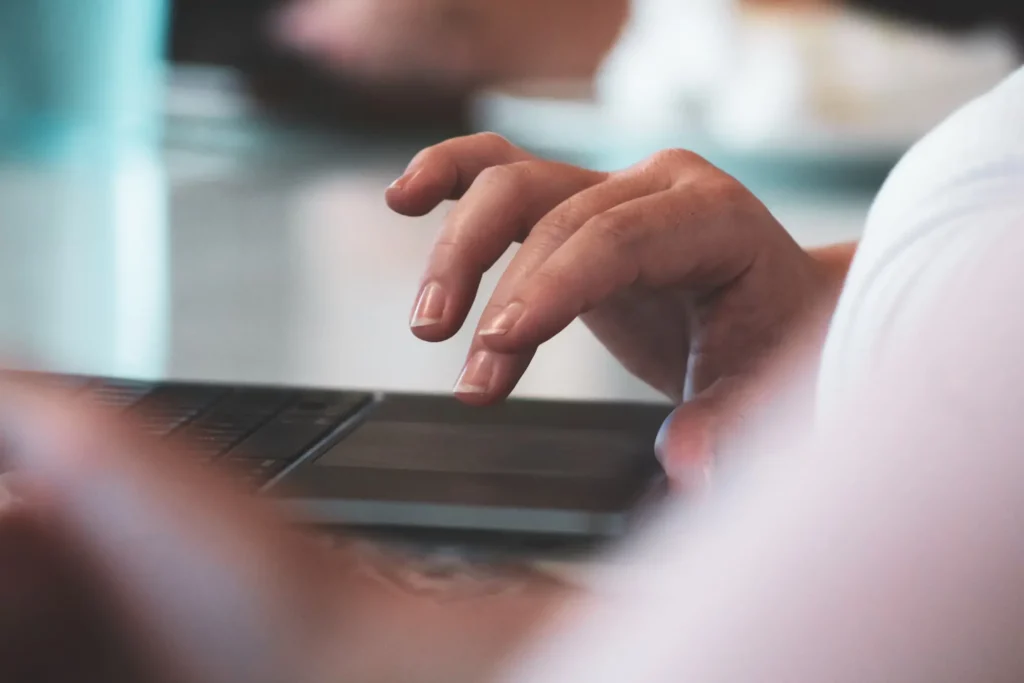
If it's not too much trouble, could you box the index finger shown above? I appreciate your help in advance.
[385,132,534,216]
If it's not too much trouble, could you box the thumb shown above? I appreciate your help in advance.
[655,376,755,494]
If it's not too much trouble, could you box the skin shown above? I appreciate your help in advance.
[275,0,630,86]
[0,379,571,683]
[0,120,860,682]
[0,140,859,682]
[387,133,855,483]
[275,0,836,88]
[2,223,1022,683]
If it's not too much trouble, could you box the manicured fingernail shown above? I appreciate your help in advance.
[479,301,525,338]
[410,282,446,328]
[388,169,420,192]
[454,351,496,395]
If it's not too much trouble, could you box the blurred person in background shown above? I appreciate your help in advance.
[0,28,1023,683]
[275,0,1023,90]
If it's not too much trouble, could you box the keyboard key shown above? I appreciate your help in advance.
[228,457,289,487]
[226,392,370,462]
[85,380,154,411]
[226,418,336,462]
[173,388,295,460]
[283,392,372,421]
[131,384,228,437]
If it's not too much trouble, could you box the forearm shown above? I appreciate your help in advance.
[314,543,575,683]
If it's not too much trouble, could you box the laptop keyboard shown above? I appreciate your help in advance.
[66,378,373,487]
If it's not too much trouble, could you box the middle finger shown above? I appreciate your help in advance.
[411,159,604,341]
[453,169,668,403]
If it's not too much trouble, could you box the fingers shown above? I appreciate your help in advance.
[478,180,756,356]
[386,133,535,217]
[0,378,330,571]
[0,474,13,510]
[0,378,573,683]
[451,346,538,407]
[653,372,775,497]
[656,323,824,494]
[476,193,662,352]
[655,379,741,493]
[0,379,345,683]
[411,159,604,342]
[0,491,157,683]
[467,153,705,354]
[396,142,753,404]
[451,171,664,403]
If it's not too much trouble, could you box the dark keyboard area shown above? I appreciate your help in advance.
[68,378,373,487]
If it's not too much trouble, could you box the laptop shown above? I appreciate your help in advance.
[48,376,671,551]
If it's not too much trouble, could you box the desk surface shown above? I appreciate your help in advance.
[0,126,873,404]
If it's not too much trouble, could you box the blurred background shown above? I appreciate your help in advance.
[0,0,1020,402]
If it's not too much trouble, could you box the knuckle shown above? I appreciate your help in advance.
[686,173,755,218]
[532,191,592,243]
[481,299,510,319]
[410,144,445,171]
[529,266,574,298]
[474,160,549,210]
[585,211,641,248]
[430,234,460,258]
[532,211,577,245]
[715,175,752,205]
[412,132,509,168]
[472,131,512,150]
[648,148,705,169]
[429,234,473,272]
[476,162,529,197]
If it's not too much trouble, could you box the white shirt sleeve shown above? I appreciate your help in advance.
[818,66,1024,416]
[502,223,1024,683]
[500,70,1024,683]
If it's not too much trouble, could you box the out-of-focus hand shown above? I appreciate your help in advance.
[0,379,567,683]
[273,0,628,86]
[387,134,843,486]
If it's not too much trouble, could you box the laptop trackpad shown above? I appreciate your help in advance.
[296,395,667,512]
[316,420,650,478]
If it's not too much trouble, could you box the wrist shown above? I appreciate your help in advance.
[794,239,860,350]
[809,241,857,304]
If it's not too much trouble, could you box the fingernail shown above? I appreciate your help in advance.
[479,301,525,338]
[388,169,420,193]
[454,351,497,395]
[410,282,446,328]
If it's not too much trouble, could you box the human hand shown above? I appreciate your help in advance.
[273,0,627,86]
[0,379,567,683]
[388,134,841,484]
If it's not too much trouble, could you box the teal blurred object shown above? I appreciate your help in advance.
[0,0,171,379]
[0,0,169,162]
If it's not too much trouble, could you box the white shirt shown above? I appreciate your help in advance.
[818,66,1024,414]
[505,69,1024,683]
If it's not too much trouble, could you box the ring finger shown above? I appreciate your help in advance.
[454,170,669,403]
[411,160,604,342]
